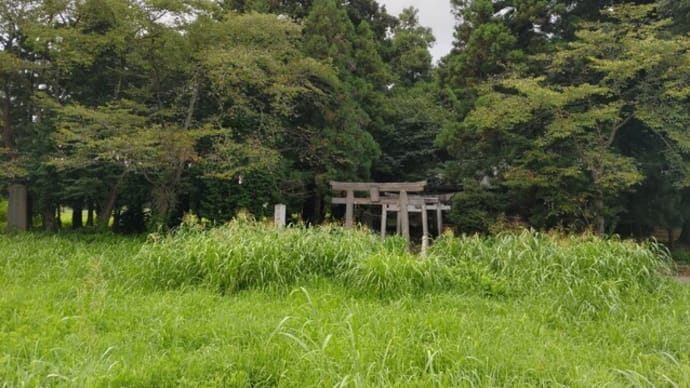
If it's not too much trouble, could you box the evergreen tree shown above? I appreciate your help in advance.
[439,2,690,234]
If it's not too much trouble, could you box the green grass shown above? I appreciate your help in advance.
[1,223,688,386]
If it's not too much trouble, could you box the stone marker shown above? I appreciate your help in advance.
[274,204,286,228]
[8,184,28,231]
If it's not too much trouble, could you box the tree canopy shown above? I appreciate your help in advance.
[439,0,690,237]
[1,0,688,241]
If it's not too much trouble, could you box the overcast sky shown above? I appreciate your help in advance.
[378,0,456,62]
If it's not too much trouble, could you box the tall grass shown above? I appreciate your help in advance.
[1,225,687,386]
[430,231,672,317]
[136,220,506,297]
[135,221,671,312]
[135,221,392,293]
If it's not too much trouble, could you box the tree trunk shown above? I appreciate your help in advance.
[98,186,119,230]
[86,203,94,227]
[26,191,32,230]
[41,205,57,231]
[156,191,171,228]
[72,203,83,229]
[184,78,199,130]
[312,190,322,225]
[97,173,128,230]
[2,81,28,231]
[593,191,605,235]
[667,227,675,250]
[7,183,29,231]
[113,208,122,233]
[677,219,690,246]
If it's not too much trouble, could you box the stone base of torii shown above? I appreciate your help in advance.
[330,181,450,253]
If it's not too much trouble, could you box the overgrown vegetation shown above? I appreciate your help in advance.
[137,221,671,307]
[2,224,688,385]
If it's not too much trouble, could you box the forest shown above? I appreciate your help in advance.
[1,0,688,239]
[2,2,690,384]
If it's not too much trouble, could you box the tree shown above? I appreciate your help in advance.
[388,7,435,86]
[369,7,445,183]
[0,0,68,229]
[198,10,379,222]
[660,0,690,32]
[439,2,690,234]
[303,0,356,72]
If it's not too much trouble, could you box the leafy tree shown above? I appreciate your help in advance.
[440,2,690,234]
[660,0,690,32]
[388,7,435,86]
[0,0,68,228]
[303,0,356,72]
[374,82,447,183]
[443,0,524,89]
[344,0,397,42]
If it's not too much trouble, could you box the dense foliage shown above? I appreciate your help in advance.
[0,0,441,230]
[0,0,688,238]
[1,226,688,385]
[439,0,690,238]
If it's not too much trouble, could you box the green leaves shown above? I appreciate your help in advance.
[0,52,27,73]
[441,2,690,233]
[55,102,148,169]
[464,92,533,132]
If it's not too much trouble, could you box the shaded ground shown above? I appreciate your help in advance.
[674,263,690,283]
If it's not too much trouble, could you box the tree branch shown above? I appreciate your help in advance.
[607,113,634,148]
[184,76,199,130]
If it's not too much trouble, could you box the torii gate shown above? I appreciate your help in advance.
[329,181,450,245]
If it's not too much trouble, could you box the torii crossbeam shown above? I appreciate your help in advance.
[329,181,450,242]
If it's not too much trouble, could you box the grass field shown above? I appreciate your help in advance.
[1,222,689,386]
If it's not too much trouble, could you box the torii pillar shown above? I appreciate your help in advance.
[330,181,426,240]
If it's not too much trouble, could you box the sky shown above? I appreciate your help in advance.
[378,0,456,62]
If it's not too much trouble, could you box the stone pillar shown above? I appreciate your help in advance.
[400,191,409,240]
[380,204,387,239]
[8,184,28,231]
[274,204,286,228]
[345,190,354,229]
[421,201,429,257]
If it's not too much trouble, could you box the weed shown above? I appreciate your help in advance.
[0,226,687,386]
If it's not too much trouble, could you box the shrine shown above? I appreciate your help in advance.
[330,181,451,252]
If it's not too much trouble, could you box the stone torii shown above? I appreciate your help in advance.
[329,181,450,246]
